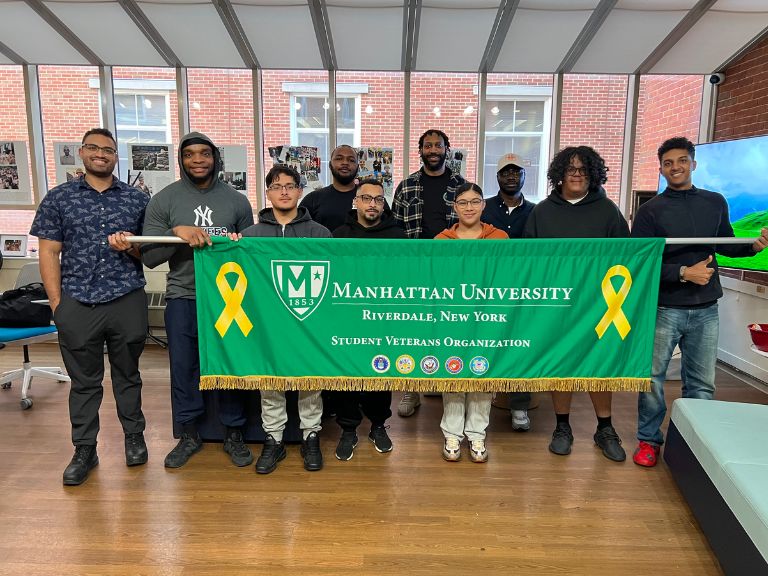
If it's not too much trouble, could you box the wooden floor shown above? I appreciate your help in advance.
[1,344,766,575]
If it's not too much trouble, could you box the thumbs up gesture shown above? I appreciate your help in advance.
[752,227,768,253]
[683,255,714,285]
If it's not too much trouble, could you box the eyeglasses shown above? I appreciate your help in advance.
[356,194,385,206]
[267,183,299,192]
[565,166,587,176]
[422,142,445,151]
[454,198,483,208]
[81,143,117,156]
[498,168,523,178]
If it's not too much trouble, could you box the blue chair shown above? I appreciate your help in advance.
[0,263,70,409]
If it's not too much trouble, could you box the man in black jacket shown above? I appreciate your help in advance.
[482,153,536,432]
[333,179,405,461]
[631,136,768,467]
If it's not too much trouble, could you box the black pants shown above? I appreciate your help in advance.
[55,289,147,445]
[336,391,392,431]
[165,298,247,428]
[509,392,531,411]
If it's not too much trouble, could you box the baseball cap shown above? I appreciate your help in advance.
[496,153,525,172]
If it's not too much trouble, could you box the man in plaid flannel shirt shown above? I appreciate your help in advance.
[392,129,465,416]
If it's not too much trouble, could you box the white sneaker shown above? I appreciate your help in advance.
[469,439,488,463]
[511,409,531,431]
[397,392,421,417]
[442,438,461,462]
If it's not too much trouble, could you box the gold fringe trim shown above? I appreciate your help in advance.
[200,375,650,393]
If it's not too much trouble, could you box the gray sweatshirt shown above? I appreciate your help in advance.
[141,132,254,299]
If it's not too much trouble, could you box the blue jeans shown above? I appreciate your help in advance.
[637,304,719,446]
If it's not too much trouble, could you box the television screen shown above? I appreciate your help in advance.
[658,134,768,272]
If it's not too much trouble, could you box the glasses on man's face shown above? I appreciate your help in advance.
[356,194,385,206]
[267,183,299,192]
[565,166,587,176]
[81,143,117,157]
[422,142,445,151]
[499,168,523,179]
[454,198,483,208]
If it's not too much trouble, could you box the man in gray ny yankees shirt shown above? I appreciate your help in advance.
[142,132,255,469]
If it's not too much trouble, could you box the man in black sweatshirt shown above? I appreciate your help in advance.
[332,179,405,461]
[631,136,768,467]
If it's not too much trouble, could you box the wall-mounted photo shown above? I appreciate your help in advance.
[0,142,16,166]
[0,234,28,257]
[0,166,20,190]
[131,145,170,172]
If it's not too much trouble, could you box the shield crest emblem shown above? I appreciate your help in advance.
[271,260,330,321]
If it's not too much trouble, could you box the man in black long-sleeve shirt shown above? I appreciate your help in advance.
[630,136,768,467]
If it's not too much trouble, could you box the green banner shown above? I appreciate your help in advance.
[195,237,664,392]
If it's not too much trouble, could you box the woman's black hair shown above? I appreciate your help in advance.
[454,182,483,199]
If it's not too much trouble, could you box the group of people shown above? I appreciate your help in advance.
[29,127,768,486]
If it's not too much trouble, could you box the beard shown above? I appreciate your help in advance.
[330,164,358,186]
[187,167,213,186]
[420,150,447,171]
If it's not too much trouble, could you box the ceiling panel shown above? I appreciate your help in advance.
[416,6,498,71]
[0,1,89,64]
[650,8,768,73]
[571,9,689,73]
[234,4,322,69]
[138,2,245,67]
[329,6,403,71]
[494,8,593,73]
[0,50,15,64]
[44,1,166,66]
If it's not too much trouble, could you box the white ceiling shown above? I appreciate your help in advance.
[0,0,765,73]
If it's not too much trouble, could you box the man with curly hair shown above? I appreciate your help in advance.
[524,146,629,462]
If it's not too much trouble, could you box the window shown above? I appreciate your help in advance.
[290,94,360,186]
[111,67,179,183]
[484,94,551,202]
[114,91,172,179]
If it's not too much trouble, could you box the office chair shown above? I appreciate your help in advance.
[0,262,70,409]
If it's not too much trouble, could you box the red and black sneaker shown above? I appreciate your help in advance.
[633,441,660,467]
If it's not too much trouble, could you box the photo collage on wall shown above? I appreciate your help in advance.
[54,142,86,185]
[0,142,19,191]
[0,140,32,205]
[218,145,248,195]
[268,145,321,191]
[445,148,467,178]
[356,147,394,203]
[128,144,174,197]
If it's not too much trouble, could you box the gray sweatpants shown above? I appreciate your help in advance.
[440,392,492,442]
[260,390,323,442]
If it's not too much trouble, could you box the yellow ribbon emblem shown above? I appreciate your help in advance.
[595,265,632,340]
[215,262,253,338]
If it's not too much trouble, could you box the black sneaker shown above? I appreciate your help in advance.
[223,429,254,467]
[549,422,574,456]
[125,432,148,466]
[63,445,98,486]
[368,425,393,453]
[164,432,203,468]
[335,430,358,461]
[594,425,626,462]
[255,435,286,474]
[301,431,323,471]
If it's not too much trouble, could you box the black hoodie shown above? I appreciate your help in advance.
[523,187,629,239]
[240,206,331,238]
[332,209,406,239]
[631,186,755,307]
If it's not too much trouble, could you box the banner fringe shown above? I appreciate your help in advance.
[199,376,650,393]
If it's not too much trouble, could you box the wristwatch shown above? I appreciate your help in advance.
[679,265,688,283]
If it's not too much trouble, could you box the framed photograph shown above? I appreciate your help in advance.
[0,234,28,257]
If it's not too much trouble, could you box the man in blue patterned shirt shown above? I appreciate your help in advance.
[31,128,150,486]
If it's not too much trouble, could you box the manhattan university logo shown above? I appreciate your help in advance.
[271,260,330,321]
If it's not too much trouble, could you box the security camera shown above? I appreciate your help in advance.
[709,73,725,85]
